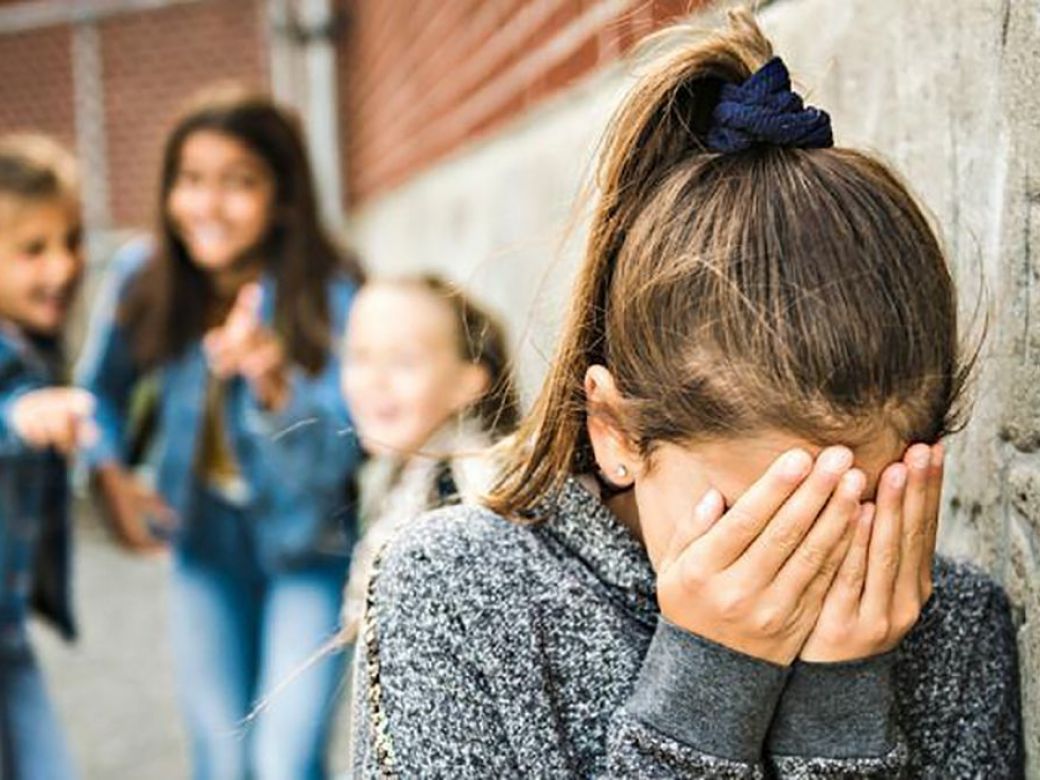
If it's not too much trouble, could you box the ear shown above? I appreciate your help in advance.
[584,365,640,487]
[451,362,491,412]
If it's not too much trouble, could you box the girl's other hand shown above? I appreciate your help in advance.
[93,464,174,554]
[799,443,943,662]
[656,447,862,666]
[10,387,98,455]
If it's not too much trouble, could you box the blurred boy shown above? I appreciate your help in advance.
[0,135,94,780]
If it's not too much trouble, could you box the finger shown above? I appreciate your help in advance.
[695,448,813,568]
[63,388,96,418]
[828,502,874,612]
[225,283,262,342]
[896,444,931,602]
[728,446,855,582]
[109,487,168,553]
[203,331,231,374]
[123,526,167,554]
[789,508,858,624]
[921,443,944,595]
[233,282,262,316]
[37,414,69,453]
[203,328,223,358]
[768,466,864,596]
[861,463,906,620]
[17,412,43,447]
[143,493,178,533]
[76,418,99,449]
[204,336,236,378]
[661,488,724,570]
[56,411,79,455]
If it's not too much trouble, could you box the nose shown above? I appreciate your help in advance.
[179,180,222,219]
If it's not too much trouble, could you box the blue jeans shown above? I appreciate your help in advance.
[170,492,348,780]
[0,634,76,780]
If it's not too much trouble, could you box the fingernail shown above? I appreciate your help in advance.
[696,488,722,519]
[842,469,866,496]
[931,444,944,467]
[780,449,812,479]
[820,446,853,474]
[888,464,907,489]
[909,445,931,469]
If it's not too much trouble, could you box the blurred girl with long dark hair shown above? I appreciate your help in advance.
[78,88,363,779]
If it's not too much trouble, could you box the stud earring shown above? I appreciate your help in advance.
[615,464,629,479]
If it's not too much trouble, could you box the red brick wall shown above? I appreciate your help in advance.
[100,0,269,228]
[337,0,699,206]
[0,0,700,226]
[0,0,268,230]
[0,24,75,149]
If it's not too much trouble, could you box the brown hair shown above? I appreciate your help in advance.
[382,273,521,439]
[486,9,971,517]
[121,86,363,373]
[0,134,78,204]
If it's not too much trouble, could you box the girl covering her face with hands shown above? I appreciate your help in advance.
[78,88,363,780]
[350,10,1022,778]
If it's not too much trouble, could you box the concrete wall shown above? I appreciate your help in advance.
[348,0,1040,773]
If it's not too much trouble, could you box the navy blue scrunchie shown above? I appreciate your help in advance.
[706,57,833,153]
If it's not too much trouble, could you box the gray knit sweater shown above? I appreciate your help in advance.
[351,477,1024,778]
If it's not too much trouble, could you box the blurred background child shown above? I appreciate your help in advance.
[76,89,364,780]
[0,135,92,780]
[338,274,519,642]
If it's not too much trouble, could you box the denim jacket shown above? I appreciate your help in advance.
[0,325,75,648]
[77,239,360,570]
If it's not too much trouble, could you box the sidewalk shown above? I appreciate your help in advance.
[31,504,351,779]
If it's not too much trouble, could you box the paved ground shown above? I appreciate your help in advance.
[31,502,352,779]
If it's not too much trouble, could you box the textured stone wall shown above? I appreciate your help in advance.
[762,0,1040,770]
[348,2,1040,773]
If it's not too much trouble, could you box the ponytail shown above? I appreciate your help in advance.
[486,8,968,518]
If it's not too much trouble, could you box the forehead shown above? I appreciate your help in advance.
[350,283,457,343]
[0,194,78,236]
[179,130,266,171]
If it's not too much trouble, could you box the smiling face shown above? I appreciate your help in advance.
[0,195,82,336]
[342,283,490,458]
[166,130,275,273]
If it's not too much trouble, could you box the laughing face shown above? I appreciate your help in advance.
[0,195,82,336]
[342,283,490,458]
[166,130,276,273]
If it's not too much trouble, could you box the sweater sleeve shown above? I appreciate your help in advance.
[606,619,785,778]
[765,653,908,778]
